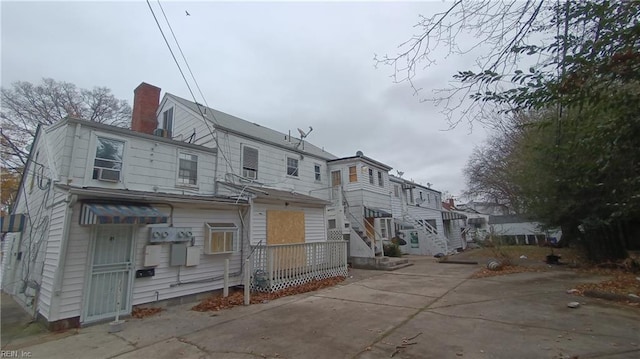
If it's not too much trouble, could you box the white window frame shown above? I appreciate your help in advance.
[368,168,374,185]
[314,164,322,182]
[204,223,239,254]
[242,145,259,180]
[378,171,383,187]
[92,136,125,183]
[286,156,299,177]
[177,152,198,187]
[393,185,399,198]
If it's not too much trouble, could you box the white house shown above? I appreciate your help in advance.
[1,116,249,329]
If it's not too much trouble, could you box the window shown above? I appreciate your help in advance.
[328,219,337,229]
[331,170,341,187]
[162,108,173,136]
[314,164,321,181]
[178,153,198,185]
[286,157,299,177]
[378,171,383,187]
[242,146,258,179]
[204,223,238,254]
[420,191,424,200]
[409,188,414,203]
[348,166,357,182]
[394,185,399,197]
[93,137,124,182]
[368,168,374,184]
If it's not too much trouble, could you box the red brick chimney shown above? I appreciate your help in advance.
[131,82,161,135]
[448,198,455,207]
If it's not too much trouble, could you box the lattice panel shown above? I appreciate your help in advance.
[328,229,343,241]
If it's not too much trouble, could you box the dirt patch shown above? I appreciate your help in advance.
[192,276,346,312]
[471,265,545,279]
[131,307,164,319]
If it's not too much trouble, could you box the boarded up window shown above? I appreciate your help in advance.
[394,185,399,197]
[348,166,357,182]
[242,146,258,179]
[266,210,305,245]
[331,170,341,186]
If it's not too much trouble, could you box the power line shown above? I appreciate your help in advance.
[146,0,235,173]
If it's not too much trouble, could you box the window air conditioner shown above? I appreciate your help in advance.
[96,168,120,182]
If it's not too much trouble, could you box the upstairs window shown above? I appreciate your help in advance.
[162,108,174,137]
[286,157,299,177]
[331,170,342,187]
[93,137,124,182]
[368,168,374,185]
[242,146,259,179]
[348,166,357,182]
[178,153,198,185]
[394,185,399,197]
[378,171,384,187]
[314,164,321,181]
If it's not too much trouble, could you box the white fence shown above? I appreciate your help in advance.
[250,241,348,292]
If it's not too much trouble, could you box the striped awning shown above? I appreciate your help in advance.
[80,203,168,225]
[1,214,27,233]
[364,207,392,218]
[442,211,467,221]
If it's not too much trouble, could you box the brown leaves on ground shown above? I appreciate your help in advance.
[192,276,345,312]
[570,269,640,306]
[471,264,544,279]
[131,306,163,318]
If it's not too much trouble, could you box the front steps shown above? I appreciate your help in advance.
[349,256,413,271]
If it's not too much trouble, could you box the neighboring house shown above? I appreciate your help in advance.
[389,176,454,255]
[325,152,394,264]
[457,201,511,216]
[488,215,561,245]
[441,199,468,251]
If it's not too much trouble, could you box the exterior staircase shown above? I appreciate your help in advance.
[403,213,449,255]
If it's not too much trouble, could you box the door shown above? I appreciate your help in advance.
[84,226,134,322]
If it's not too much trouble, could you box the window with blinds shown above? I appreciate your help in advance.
[242,146,258,179]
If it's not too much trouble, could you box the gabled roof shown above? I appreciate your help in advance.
[165,93,337,160]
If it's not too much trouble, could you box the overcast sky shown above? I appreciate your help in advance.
[1,0,490,198]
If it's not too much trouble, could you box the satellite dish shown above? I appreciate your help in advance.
[396,170,404,177]
[356,150,363,157]
[297,128,307,137]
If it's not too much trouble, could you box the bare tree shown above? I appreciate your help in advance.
[1,78,131,170]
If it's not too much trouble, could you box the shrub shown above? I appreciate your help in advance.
[384,242,402,257]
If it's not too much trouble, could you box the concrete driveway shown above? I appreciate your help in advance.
[7,256,640,359]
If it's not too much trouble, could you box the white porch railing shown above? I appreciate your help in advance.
[250,241,348,292]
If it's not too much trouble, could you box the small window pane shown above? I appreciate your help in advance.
[178,153,197,185]
[287,157,299,176]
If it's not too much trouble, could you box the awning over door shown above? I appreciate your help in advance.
[442,211,467,221]
[80,203,168,225]
[1,214,26,233]
[364,207,392,218]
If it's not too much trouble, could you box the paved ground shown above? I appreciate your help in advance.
[2,256,639,359]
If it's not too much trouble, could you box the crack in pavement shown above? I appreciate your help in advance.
[349,283,441,299]
[310,294,421,309]
[351,275,472,359]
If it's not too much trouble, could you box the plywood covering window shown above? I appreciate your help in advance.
[348,166,357,182]
[266,210,305,245]
[394,185,399,197]
[242,146,258,179]
[331,170,341,187]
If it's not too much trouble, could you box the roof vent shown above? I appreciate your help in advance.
[356,150,363,157]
